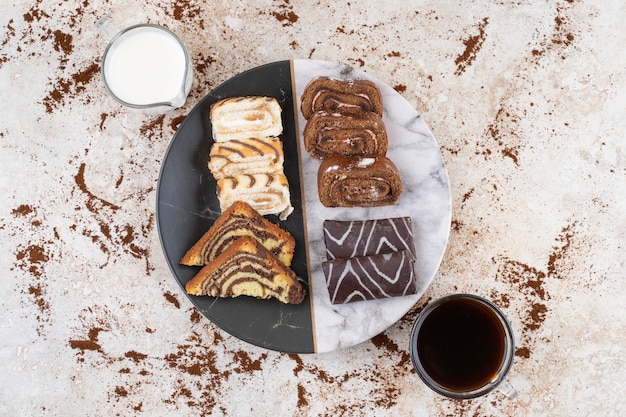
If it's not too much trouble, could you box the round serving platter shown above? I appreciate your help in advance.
[156,59,451,353]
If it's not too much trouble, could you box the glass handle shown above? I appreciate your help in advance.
[496,379,518,399]
[95,17,120,41]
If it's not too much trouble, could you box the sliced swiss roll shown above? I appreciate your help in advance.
[216,173,294,220]
[317,156,403,207]
[210,96,283,142]
[300,77,384,120]
[208,136,284,179]
[303,111,388,159]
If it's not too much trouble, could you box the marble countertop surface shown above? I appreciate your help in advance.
[1,1,624,416]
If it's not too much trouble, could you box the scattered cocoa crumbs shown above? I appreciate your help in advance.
[170,114,186,131]
[52,29,73,55]
[491,221,580,361]
[194,52,216,76]
[115,386,128,397]
[455,17,489,75]
[272,10,299,26]
[43,63,100,113]
[99,113,108,130]
[297,384,309,407]
[547,223,576,279]
[139,115,166,140]
[1,19,15,49]
[125,350,148,363]
[552,9,575,47]
[515,347,531,359]
[483,108,522,166]
[526,303,548,331]
[69,339,102,352]
[190,309,202,324]
[74,162,121,212]
[167,0,202,22]
[393,84,407,93]
[370,332,411,368]
[23,5,50,23]
[269,0,299,27]
[71,63,100,93]
[232,350,266,373]
[164,292,181,309]
[69,327,104,357]
[451,218,463,232]
[288,353,304,376]
[461,187,475,204]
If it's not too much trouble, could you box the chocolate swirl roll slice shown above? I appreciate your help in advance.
[317,156,403,207]
[208,136,284,179]
[185,236,305,304]
[323,217,415,261]
[211,96,283,142]
[300,77,384,120]
[303,112,388,159]
[322,250,416,304]
[180,201,295,267]
[217,173,293,220]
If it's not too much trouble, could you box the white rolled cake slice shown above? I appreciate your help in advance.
[208,136,284,180]
[210,96,283,142]
[216,173,294,220]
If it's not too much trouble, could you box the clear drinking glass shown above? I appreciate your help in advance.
[96,17,193,115]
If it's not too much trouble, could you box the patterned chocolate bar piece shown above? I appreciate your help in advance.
[322,250,416,304]
[323,217,416,261]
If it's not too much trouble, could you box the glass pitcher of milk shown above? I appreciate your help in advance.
[97,17,193,115]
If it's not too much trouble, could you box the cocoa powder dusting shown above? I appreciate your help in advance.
[297,384,308,407]
[483,108,522,166]
[163,292,181,309]
[125,351,148,363]
[74,162,121,212]
[139,115,166,140]
[455,17,489,75]
[43,63,100,113]
[69,327,104,358]
[12,204,34,216]
[232,350,266,373]
[52,29,73,55]
[492,221,580,359]
[269,0,299,26]
[393,84,407,93]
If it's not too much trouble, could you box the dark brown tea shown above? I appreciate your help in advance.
[415,297,506,392]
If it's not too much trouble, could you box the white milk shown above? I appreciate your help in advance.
[104,27,187,105]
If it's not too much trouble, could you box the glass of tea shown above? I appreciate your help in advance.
[410,294,517,400]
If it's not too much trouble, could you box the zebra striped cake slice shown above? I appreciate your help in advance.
[208,136,284,180]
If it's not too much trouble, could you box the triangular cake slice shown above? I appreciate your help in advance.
[180,200,295,267]
[185,236,306,304]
